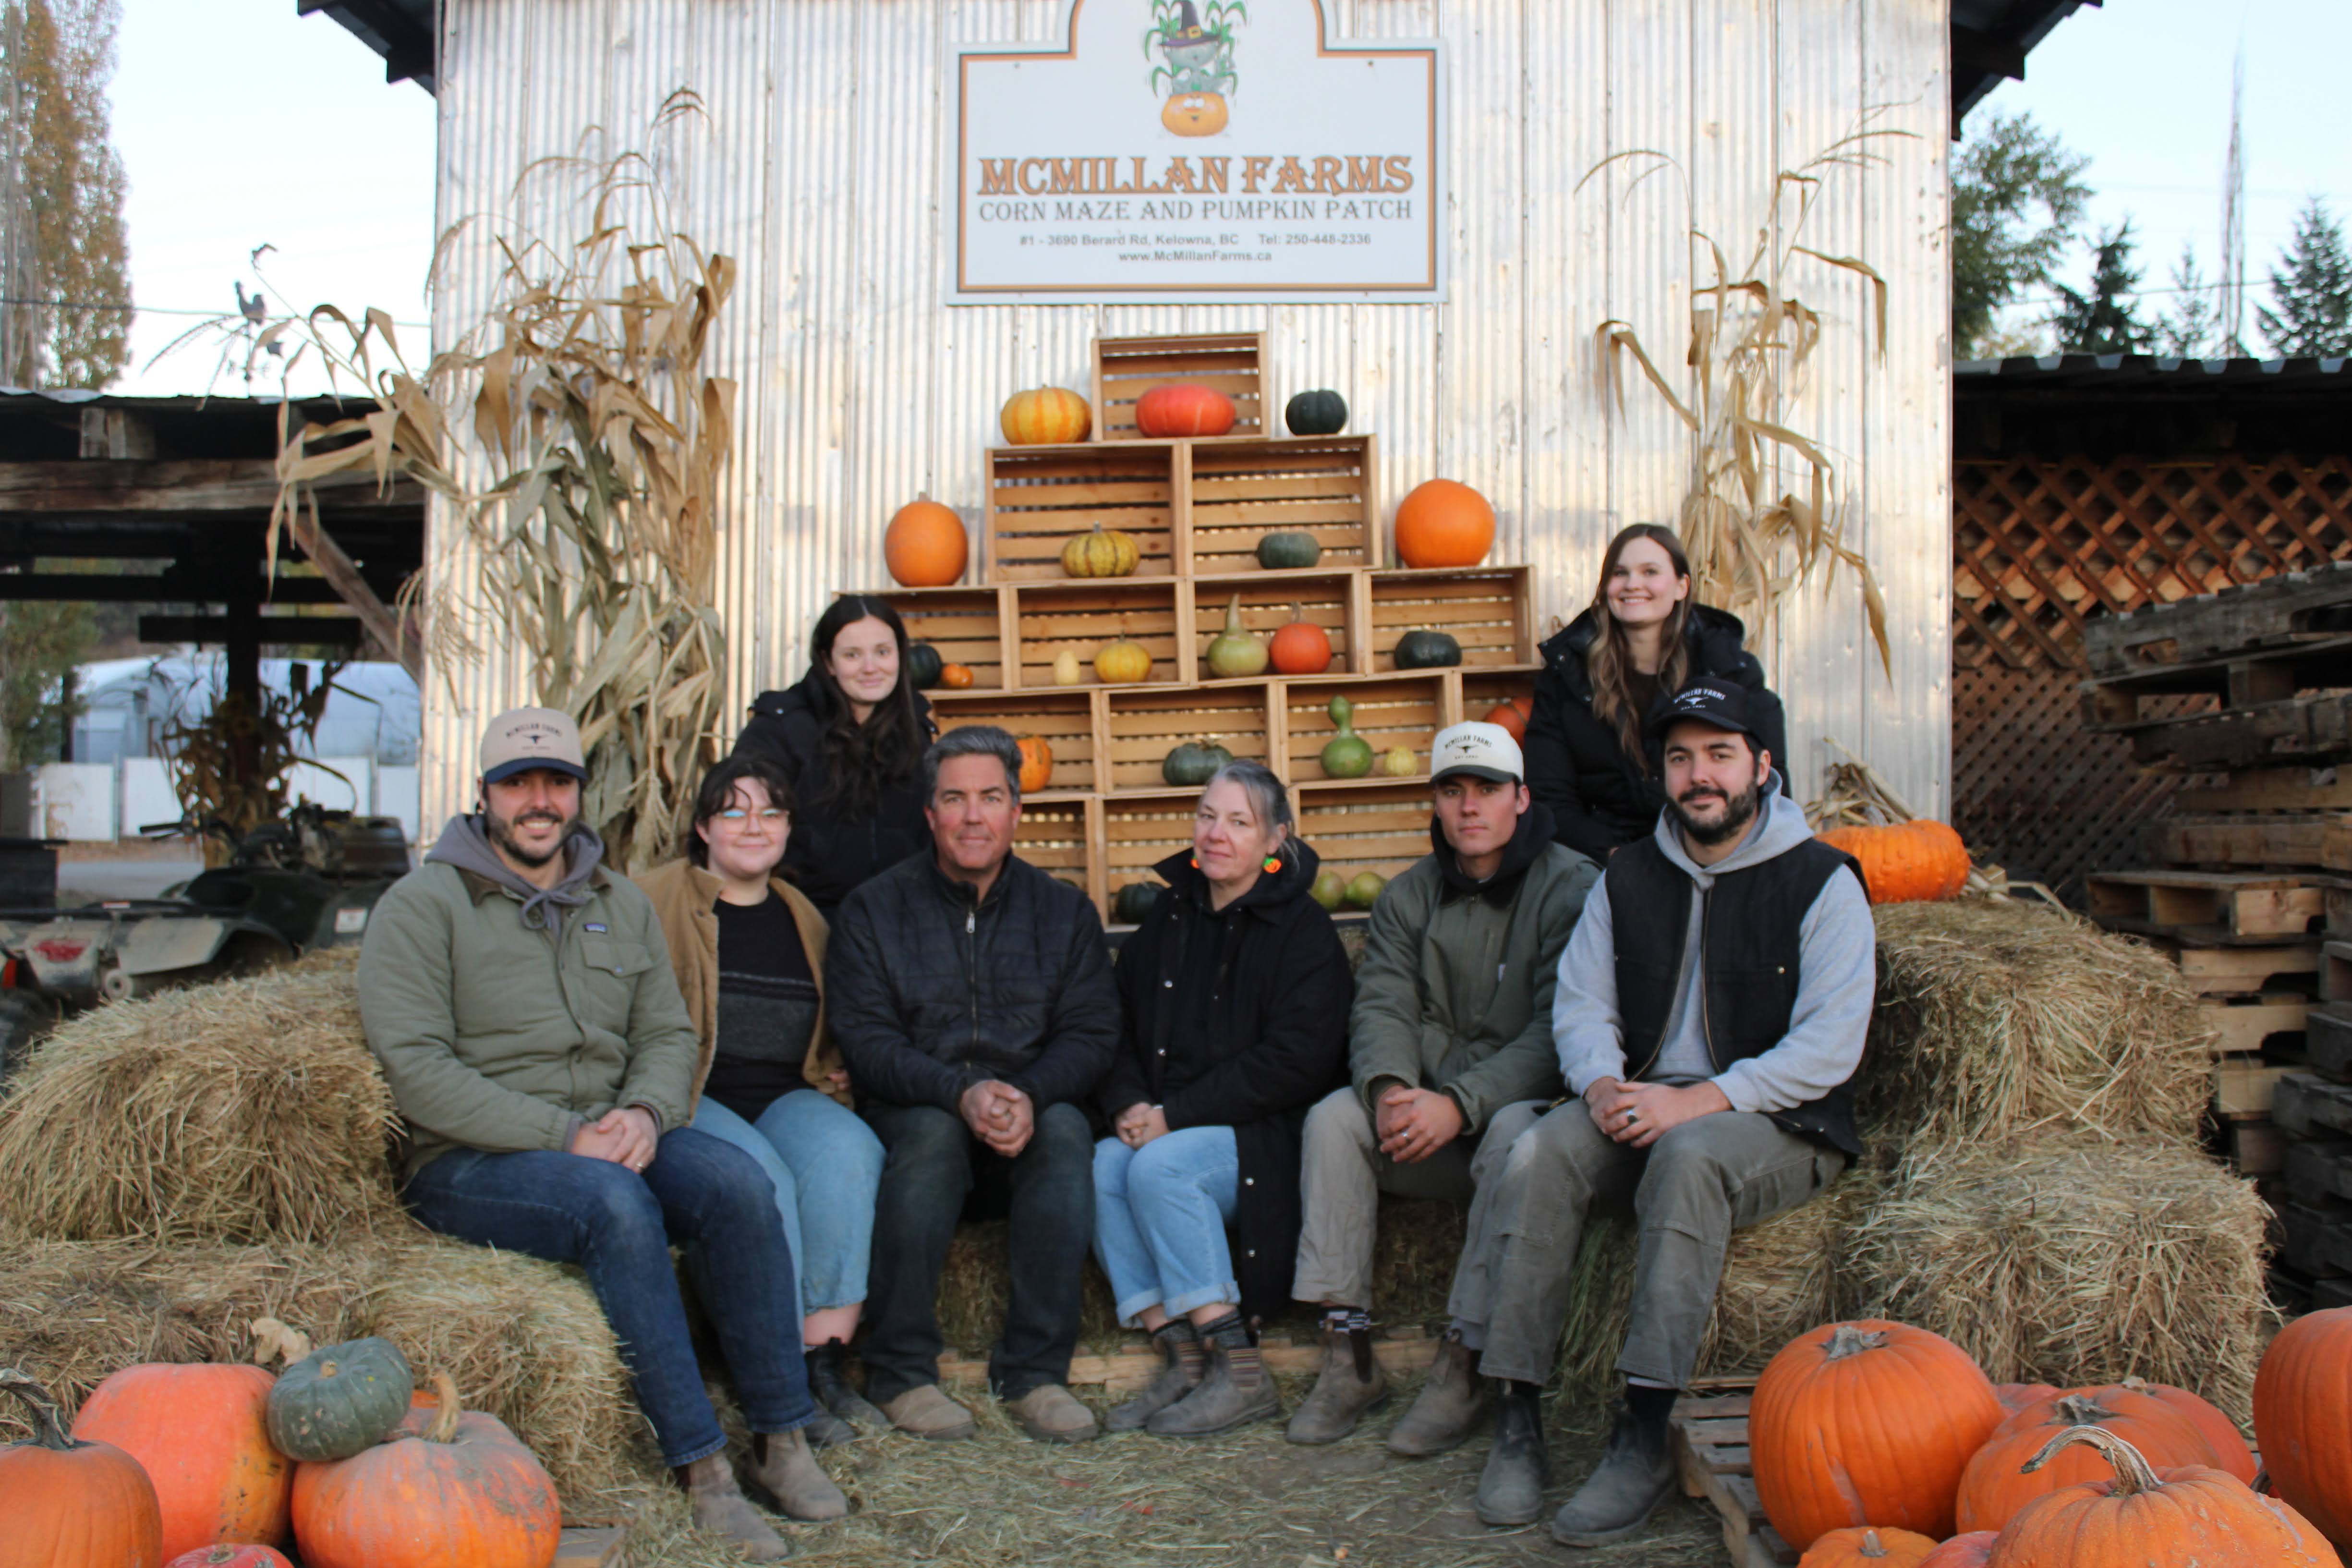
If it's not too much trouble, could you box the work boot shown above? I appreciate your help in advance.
[1003,1383,1100,1444]
[675,1453,789,1561]
[1473,1381,1552,1526]
[1385,1329,1494,1457]
[1149,1312,1281,1437]
[1285,1321,1389,1445]
[800,1409,858,1450]
[806,1339,887,1435]
[877,1383,977,1441]
[1550,1397,1678,1546]
[748,1429,848,1522]
[1108,1320,1202,1433]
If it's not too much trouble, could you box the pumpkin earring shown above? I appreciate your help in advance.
[1263,854,1282,874]
[1189,855,1200,868]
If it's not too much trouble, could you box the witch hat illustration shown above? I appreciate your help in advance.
[1160,1,1221,73]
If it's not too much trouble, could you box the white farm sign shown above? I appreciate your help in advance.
[946,0,1445,303]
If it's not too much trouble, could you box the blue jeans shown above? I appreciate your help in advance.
[691,1090,885,1321]
[402,1127,816,1468]
[1092,1128,1240,1326]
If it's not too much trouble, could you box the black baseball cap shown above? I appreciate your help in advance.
[1646,678,1758,747]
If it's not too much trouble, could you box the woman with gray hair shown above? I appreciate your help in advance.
[1093,761,1352,1438]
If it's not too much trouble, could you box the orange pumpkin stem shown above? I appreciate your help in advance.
[423,1372,462,1446]
[2019,1424,2161,1497]
[1821,1324,1891,1361]
[0,1367,73,1450]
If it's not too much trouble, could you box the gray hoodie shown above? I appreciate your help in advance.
[424,814,605,938]
[1552,775,1874,1114]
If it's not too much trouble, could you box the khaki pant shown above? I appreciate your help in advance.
[1289,1086,1549,1309]
[1452,1103,1844,1388]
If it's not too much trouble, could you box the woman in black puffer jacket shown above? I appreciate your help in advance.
[1524,523,1789,862]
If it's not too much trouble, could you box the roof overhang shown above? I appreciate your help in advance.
[297,0,436,93]
[1956,354,2352,461]
[1951,0,2102,136]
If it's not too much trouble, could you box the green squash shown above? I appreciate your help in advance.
[1205,593,1270,678]
[1163,739,1236,787]
[1285,389,1349,437]
[1320,695,1373,778]
[1345,871,1388,910]
[1255,530,1323,571]
[1310,869,1347,912]
[266,1336,414,1462]
[1393,629,1463,670]
[1113,881,1165,925]
[906,641,945,688]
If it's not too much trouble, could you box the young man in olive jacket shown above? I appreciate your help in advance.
[1285,722,1599,1447]
[826,725,1120,1445]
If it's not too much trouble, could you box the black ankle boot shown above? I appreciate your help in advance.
[807,1338,886,1435]
[1550,1394,1678,1546]
[1474,1380,1551,1526]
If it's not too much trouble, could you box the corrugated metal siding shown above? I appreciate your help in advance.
[423,0,1951,831]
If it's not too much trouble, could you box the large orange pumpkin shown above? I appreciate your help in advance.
[1815,820,1970,904]
[884,495,968,587]
[1000,386,1092,446]
[1986,1425,2341,1568]
[1160,91,1229,136]
[1268,604,1334,675]
[1393,478,1495,568]
[1750,1320,2005,1548]
[1955,1386,2218,1534]
[292,1375,560,1568]
[1134,382,1237,438]
[1916,1532,1996,1568]
[1994,1383,2060,1416]
[72,1362,289,1561]
[2122,1377,2257,1485]
[166,1549,296,1568]
[2256,1304,2352,1547]
[1016,736,1053,793]
[0,1367,163,1568]
[1798,1526,1940,1568]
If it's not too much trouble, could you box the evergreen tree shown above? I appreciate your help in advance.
[2157,243,2219,358]
[0,600,93,773]
[1951,112,2091,360]
[2256,196,2352,357]
[0,0,129,389]
[2051,221,2154,354]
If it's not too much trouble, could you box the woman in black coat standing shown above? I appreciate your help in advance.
[734,596,939,914]
[1524,523,1789,861]
[1095,760,1351,1439]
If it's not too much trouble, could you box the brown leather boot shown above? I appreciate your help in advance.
[1003,1383,1100,1444]
[878,1383,977,1440]
[1107,1320,1202,1433]
[675,1453,790,1561]
[1385,1328,1493,1457]
[1149,1312,1281,1437]
[1284,1321,1389,1446]
[748,1429,847,1522]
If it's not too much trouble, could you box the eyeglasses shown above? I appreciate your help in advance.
[715,808,788,824]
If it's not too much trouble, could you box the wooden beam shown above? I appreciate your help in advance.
[1951,24,2028,82]
[0,458,422,514]
[138,614,367,648]
[288,507,423,681]
[0,573,361,605]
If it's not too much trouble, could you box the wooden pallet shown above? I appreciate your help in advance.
[2231,1118,2287,1176]
[556,1527,628,1568]
[1671,1388,1798,1568]
[2078,634,2352,731]
[2176,766,2352,816]
[2276,1072,2352,1138]
[1092,331,1266,443]
[2281,1197,2352,1279]
[2082,559,2352,678]
[2149,939,2323,997]
[2284,1137,2352,1203]
[2216,1056,2297,1117]
[2197,997,2313,1057]
[2122,691,2352,769]
[2306,1004,2352,1079]
[2087,870,2328,941]
[2149,816,2352,875]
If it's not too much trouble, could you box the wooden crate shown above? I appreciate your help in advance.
[865,585,1010,691]
[1102,790,1203,920]
[1103,681,1274,794]
[1092,331,1265,443]
[1012,792,1098,904]
[1188,572,1358,685]
[1186,435,1376,575]
[1011,579,1188,690]
[1280,673,1452,785]
[1366,566,1538,673]
[930,689,1102,796]
[984,442,1177,582]
[1296,781,1432,891]
[1670,1388,1798,1568]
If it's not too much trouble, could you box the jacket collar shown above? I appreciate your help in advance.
[1150,839,1321,924]
[1538,602,1755,700]
[1429,800,1558,906]
[453,863,611,904]
[925,850,1023,910]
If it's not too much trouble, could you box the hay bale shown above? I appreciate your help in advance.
[0,950,404,1245]
[1846,1135,2269,1417]
[1859,903,2210,1156]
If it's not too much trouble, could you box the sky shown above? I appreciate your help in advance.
[95,0,2352,396]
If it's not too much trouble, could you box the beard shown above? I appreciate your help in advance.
[485,802,578,869]
[1667,778,1761,847]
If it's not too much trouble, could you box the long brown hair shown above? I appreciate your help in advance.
[1585,523,1694,776]
[805,596,927,818]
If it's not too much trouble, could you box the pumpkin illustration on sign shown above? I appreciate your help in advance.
[1150,1,1241,137]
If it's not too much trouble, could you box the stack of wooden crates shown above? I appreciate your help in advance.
[2076,562,2352,1306]
[856,332,1542,926]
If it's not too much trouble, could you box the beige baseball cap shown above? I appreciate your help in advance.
[1431,721,1525,785]
[480,706,587,784]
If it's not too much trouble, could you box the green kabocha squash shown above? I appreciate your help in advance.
[266,1336,413,1462]
[1310,869,1347,912]
[1162,739,1235,787]
[1345,871,1388,910]
[1205,593,1270,678]
[1320,695,1373,779]
[1284,389,1349,437]
[1393,629,1463,670]
[906,641,946,688]
[1255,530,1323,571]
[1113,881,1165,925]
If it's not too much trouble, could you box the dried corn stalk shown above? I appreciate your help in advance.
[160,662,346,861]
[1805,737,2048,904]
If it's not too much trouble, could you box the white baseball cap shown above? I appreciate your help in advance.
[1431,721,1524,785]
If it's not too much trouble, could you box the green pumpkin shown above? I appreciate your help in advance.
[1310,869,1347,912]
[1163,739,1235,787]
[1392,629,1463,670]
[1113,881,1165,925]
[1205,593,1270,678]
[266,1336,414,1462]
[906,641,945,688]
[1345,871,1388,910]
[1255,530,1323,571]
[1320,694,1373,778]
[1285,389,1349,437]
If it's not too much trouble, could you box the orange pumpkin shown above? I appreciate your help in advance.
[939,663,975,689]
[1016,737,1053,794]
[1986,1424,2341,1568]
[166,1549,295,1568]
[72,1363,289,1561]
[1955,1386,2218,1534]
[1268,604,1334,675]
[1134,381,1237,438]
[1995,1383,2061,1416]
[2256,1304,2352,1547]
[1393,478,1495,568]
[1483,697,1533,741]
[1000,386,1092,446]
[1815,820,1970,904]
[1750,1320,2005,1548]
[292,1375,559,1568]
[2122,1377,2257,1485]
[1916,1533,1996,1568]
[1160,91,1229,136]
[0,1367,163,1568]
[1798,1526,1940,1568]
[883,495,968,587]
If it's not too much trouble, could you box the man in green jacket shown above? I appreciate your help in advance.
[1286,721,1598,1446]
[359,707,840,1563]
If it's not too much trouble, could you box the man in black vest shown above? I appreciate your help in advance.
[1440,679,1874,1544]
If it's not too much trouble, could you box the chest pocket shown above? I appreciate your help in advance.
[576,935,657,1027]
[579,936,656,978]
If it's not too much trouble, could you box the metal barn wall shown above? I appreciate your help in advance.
[421,0,1952,835]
